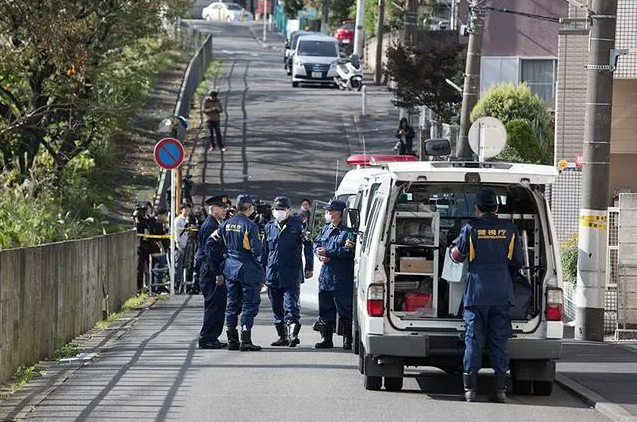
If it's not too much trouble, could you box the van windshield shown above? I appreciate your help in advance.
[298,40,338,57]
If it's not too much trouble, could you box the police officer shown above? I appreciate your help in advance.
[262,196,314,347]
[449,189,524,403]
[197,195,230,349]
[313,199,355,350]
[214,194,265,351]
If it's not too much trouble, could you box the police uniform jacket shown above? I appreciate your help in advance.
[454,214,524,307]
[314,222,354,292]
[217,213,264,284]
[200,216,226,276]
[262,215,314,289]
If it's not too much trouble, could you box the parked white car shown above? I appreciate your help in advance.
[202,2,252,21]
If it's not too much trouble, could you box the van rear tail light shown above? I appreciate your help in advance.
[546,287,563,321]
[367,285,385,317]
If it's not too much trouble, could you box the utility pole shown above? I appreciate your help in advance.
[403,0,418,47]
[374,0,385,85]
[353,0,365,56]
[456,0,487,160]
[575,0,620,342]
[321,0,330,34]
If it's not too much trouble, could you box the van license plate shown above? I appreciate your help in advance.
[312,72,322,78]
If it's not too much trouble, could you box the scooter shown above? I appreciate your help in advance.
[334,53,363,91]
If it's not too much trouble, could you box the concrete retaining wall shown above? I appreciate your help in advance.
[0,231,137,384]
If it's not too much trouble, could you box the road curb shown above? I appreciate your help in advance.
[555,373,637,422]
[247,26,284,52]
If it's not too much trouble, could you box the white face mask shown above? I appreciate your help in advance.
[324,211,332,223]
[273,210,288,222]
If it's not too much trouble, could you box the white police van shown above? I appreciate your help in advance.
[343,145,564,395]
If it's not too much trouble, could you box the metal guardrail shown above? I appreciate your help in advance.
[154,21,214,212]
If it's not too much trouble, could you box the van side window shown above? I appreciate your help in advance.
[364,183,381,222]
[363,197,382,253]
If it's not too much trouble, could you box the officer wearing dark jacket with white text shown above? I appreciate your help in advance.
[313,199,355,350]
[214,194,265,351]
[450,189,524,403]
[197,195,230,349]
[262,197,314,347]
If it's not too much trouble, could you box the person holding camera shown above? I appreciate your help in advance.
[212,194,265,351]
[262,197,314,347]
[133,203,152,292]
[202,90,226,153]
[394,117,415,156]
[173,203,192,292]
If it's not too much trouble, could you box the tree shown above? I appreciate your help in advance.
[384,40,464,123]
[470,83,553,165]
[0,0,190,181]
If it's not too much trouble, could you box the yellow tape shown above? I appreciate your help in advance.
[579,215,608,223]
[137,234,173,239]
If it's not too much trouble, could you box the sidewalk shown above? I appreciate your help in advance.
[556,339,637,422]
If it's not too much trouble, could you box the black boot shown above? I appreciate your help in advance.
[489,374,507,403]
[463,373,478,402]
[342,321,353,350]
[271,323,289,346]
[314,323,334,349]
[289,323,302,347]
[226,327,240,351]
[239,328,262,351]
[312,320,323,332]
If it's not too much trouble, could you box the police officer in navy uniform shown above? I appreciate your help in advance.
[214,194,265,351]
[262,196,314,347]
[450,189,524,403]
[197,195,230,349]
[313,199,355,350]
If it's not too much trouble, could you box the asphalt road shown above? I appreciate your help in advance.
[185,20,399,208]
[9,22,614,422]
[18,294,611,422]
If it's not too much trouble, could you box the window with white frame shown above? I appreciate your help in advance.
[520,59,557,104]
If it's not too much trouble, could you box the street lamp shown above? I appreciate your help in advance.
[445,78,463,93]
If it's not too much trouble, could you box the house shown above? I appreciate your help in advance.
[464,0,569,106]
[554,1,637,204]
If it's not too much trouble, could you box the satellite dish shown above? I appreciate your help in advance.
[468,116,507,160]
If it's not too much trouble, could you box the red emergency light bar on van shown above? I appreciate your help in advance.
[346,154,419,167]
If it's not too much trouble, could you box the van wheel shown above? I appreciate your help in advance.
[511,379,533,395]
[533,380,554,396]
[292,81,299,88]
[364,375,382,391]
[384,377,403,392]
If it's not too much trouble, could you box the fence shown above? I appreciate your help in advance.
[154,21,214,213]
[0,231,137,384]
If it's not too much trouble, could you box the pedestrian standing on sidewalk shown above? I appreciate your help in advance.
[449,189,524,404]
[197,195,230,349]
[202,89,226,153]
[394,117,415,156]
[262,196,314,347]
[214,194,264,351]
[313,199,355,350]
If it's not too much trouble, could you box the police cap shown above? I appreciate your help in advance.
[237,194,255,206]
[323,199,347,212]
[205,195,230,208]
[273,196,290,210]
[475,189,498,208]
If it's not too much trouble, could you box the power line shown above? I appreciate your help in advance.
[483,5,562,23]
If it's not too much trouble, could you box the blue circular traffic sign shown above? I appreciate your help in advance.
[154,137,185,170]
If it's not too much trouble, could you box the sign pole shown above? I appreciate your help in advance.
[170,168,176,296]
[154,136,185,297]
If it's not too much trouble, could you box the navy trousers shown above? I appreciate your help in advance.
[463,305,512,374]
[318,289,353,325]
[268,286,300,325]
[199,270,227,343]
[226,279,261,329]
